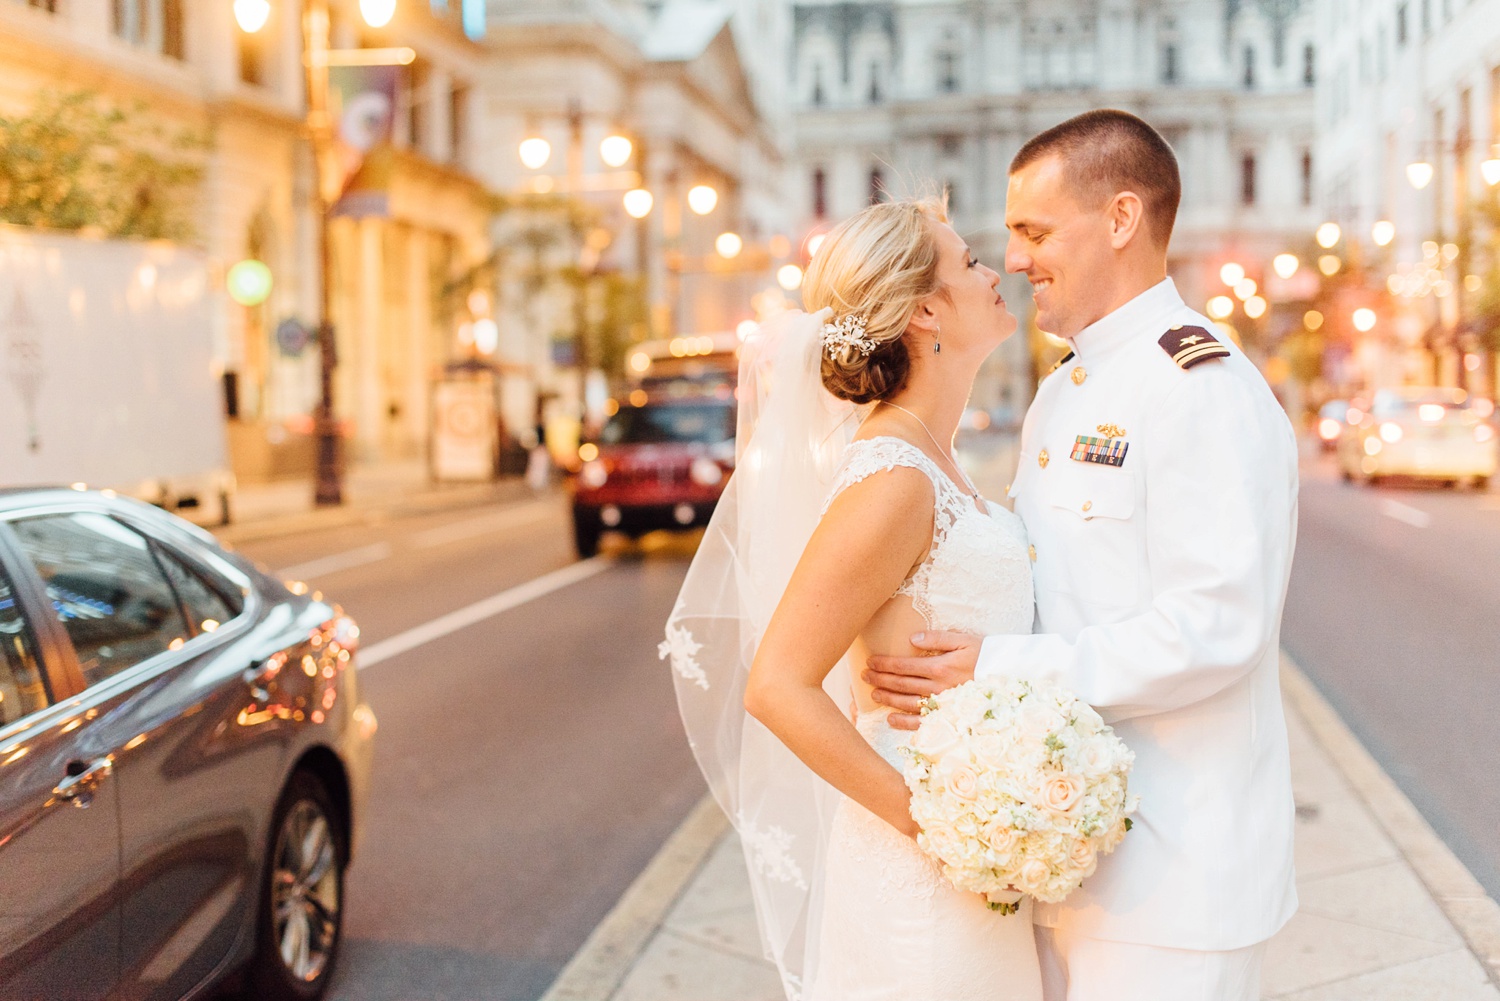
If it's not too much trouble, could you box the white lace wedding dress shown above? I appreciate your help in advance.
[807,436,1044,1001]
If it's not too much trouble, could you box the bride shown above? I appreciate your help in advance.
[664,197,1043,1000]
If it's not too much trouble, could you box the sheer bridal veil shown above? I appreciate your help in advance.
[661,307,858,999]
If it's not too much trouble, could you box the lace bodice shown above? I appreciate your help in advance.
[824,436,1035,641]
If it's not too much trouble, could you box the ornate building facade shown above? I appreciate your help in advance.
[787,0,1321,410]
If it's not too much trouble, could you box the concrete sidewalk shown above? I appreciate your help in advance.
[219,459,548,544]
[542,657,1500,1001]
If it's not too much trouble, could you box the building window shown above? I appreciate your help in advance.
[238,26,265,86]
[1303,44,1315,86]
[945,181,958,215]
[1421,0,1431,35]
[407,60,428,154]
[112,0,146,43]
[1300,150,1313,206]
[812,168,827,218]
[868,63,882,104]
[1162,44,1179,85]
[937,51,959,92]
[449,81,469,166]
[1243,46,1255,89]
[1240,153,1257,206]
[869,167,884,205]
[22,0,59,12]
[162,0,184,60]
[461,0,485,40]
[1397,4,1409,45]
[811,65,825,106]
[937,133,961,157]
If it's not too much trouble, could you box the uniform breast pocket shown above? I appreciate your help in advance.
[1040,461,1141,608]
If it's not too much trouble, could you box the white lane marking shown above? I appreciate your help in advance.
[357,558,608,669]
[411,500,557,549]
[276,542,393,581]
[1379,498,1432,528]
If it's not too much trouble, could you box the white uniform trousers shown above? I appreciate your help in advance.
[1036,925,1267,1001]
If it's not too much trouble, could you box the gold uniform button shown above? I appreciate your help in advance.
[1082,500,1093,513]
[1038,449,1050,468]
[1028,545,1037,562]
[1071,366,1087,385]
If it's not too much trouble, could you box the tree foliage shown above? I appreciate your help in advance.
[0,90,206,241]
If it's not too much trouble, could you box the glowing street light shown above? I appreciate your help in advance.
[777,264,804,290]
[1219,262,1246,286]
[360,0,396,27]
[1304,310,1324,331]
[1273,254,1300,280]
[715,232,743,259]
[1407,161,1435,189]
[226,259,273,306]
[600,134,633,168]
[1371,220,1396,247]
[687,185,719,215]
[1207,295,1235,319]
[519,137,551,170]
[1244,295,1267,319]
[233,0,270,32]
[1316,222,1342,249]
[807,233,827,258]
[1234,278,1258,301]
[622,188,654,219]
[1318,255,1342,276]
[1483,157,1500,187]
[1352,308,1377,332]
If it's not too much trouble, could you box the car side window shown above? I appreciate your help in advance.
[0,563,49,726]
[11,513,190,687]
[154,545,238,634]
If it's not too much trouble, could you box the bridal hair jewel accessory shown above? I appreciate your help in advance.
[821,313,877,358]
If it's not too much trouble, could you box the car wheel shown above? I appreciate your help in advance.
[1475,476,1491,490]
[248,771,346,1001]
[573,513,602,559]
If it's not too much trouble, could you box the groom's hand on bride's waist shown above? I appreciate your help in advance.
[864,631,980,731]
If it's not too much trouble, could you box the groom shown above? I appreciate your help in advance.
[865,109,1299,1001]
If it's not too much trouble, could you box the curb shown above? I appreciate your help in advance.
[214,479,553,545]
[537,794,730,1001]
[1281,652,1500,988]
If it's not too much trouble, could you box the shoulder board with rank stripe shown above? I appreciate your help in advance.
[1159,324,1231,369]
[1046,350,1075,375]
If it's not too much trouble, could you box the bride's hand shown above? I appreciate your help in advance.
[864,631,981,731]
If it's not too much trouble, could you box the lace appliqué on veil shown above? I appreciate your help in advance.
[659,601,708,690]
[739,816,811,890]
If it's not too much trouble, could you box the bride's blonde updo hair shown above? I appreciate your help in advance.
[801,196,949,405]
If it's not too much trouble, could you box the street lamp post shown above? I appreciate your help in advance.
[236,0,408,506]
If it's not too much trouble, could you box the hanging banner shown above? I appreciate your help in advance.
[328,64,399,216]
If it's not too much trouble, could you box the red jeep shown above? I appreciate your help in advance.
[571,396,735,557]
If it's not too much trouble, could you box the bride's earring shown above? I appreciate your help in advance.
[934,325,941,354]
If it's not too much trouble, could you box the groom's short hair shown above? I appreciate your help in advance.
[1011,109,1181,247]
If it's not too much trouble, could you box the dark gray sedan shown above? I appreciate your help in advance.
[0,488,374,1000]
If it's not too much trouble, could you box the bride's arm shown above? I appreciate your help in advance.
[743,465,933,838]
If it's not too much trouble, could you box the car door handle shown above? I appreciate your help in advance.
[54,757,113,808]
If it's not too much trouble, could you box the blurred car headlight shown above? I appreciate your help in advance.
[1476,424,1496,444]
[580,460,609,489]
[1379,422,1404,443]
[1363,436,1383,456]
[690,457,724,487]
[1318,418,1342,441]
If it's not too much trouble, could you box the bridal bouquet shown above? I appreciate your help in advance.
[899,678,1138,913]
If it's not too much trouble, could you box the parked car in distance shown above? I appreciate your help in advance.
[1336,387,1498,487]
[0,487,375,1001]
[1316,399,1351,452]
[570,396,736,557]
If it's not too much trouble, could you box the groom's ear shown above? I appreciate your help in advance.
[1106,190,1148,251]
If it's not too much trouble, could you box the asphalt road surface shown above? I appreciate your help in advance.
[225,497,704,1001]
[1282,457,1500,900]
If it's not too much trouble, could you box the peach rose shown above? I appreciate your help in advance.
[946,764,980,801]
[1041,774,1084,815]
[1018,859,1051,894]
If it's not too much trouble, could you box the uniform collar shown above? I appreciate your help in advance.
[1067,277,1183,363]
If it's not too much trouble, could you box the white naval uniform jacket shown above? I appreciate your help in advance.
[976,277,1300,951]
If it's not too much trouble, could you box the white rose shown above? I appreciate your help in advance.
[1017,859,1051,894]
[1068,839,1098,874]
[946,764,980,801]
[1078,738,1116,778]
[913,717,962,758]
[1018,701,1064,740]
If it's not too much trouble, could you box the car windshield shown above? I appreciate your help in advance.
[1371,388,1473,419]
[601,403,734,445]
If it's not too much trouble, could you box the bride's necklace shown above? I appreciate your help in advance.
[879,401,983,502]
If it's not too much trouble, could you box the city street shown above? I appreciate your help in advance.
[204,441,1500,1001]
[224,499,704,1001]
[1284,458,1500,901]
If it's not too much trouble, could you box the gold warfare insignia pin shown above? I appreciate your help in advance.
[1096,423,1127,439]
[1072,434,1129,467]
